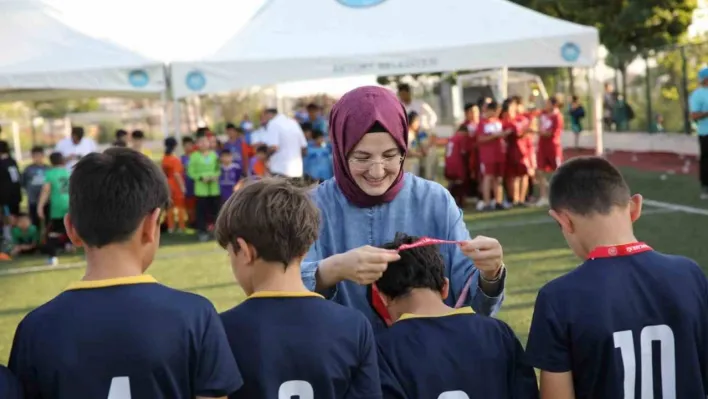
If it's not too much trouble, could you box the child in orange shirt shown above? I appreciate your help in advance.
[162,137,187,232]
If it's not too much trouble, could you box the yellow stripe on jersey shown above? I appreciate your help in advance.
[247,291,324,300]
[65,275,158,291]
[397,306,475,322]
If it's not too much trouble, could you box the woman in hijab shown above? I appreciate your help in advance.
[301,86,506,331]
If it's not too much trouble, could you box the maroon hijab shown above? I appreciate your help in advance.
[329,86,408,208]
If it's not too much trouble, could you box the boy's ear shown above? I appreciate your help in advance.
[549,209,574,234]
[141,208,161,245]
[629,194,643,223]
[64,214,83,247]
[441,277,450,300]
[235,238,256,264]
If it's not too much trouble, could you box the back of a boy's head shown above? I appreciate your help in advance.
[215,178,319,266]
[377,233,445,299]
[49,152,64,166]
[550,156,631,216]
[69,148,169,248]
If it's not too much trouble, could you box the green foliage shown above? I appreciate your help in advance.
[34,98,100,119]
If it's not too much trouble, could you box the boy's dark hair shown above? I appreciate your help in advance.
[377,233,446,299]
[0,140,9,154]
[69,148,170,248]
[255,144,268,154]
[549,156,631,216]
[311,130,325,140]
[131,130,145,139]
[264,108,278,115]
[215,178,319,267]
[397,83,411,93]
[407,111,419,124]
[225,122,237,131]
[487,101,499,111]
[112,140,127,147]
[115,129,128,139]
[30,146,44,155]
[510,95,522,104]
[16,212,28,218]
[300,122,313,132]
[182,136,194,145]
[306,103,320,111]
[164,137,177,154]
[195,129,207,139]
[572,95,579,102]
[49,152,64,166]
[463,102,476,112]
[220,149,232,157]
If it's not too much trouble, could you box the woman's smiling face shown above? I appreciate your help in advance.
[347,132,403,197]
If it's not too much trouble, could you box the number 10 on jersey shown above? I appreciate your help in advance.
[613,324,675,399]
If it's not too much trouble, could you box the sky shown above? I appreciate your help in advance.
[43,0,376,96]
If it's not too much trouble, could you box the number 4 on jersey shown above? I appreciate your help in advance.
[107,377,131,399]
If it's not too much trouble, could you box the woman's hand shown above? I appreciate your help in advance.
[338,245,401,285]
[459,236,504,280]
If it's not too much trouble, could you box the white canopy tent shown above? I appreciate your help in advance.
[171,0,599,98]
[0,0,166,102]
[171,0,604,153]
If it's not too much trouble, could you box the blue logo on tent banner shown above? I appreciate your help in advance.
[128,70,149,88]
[185,70,207,91]
[337,0,387,8]
[561,42,581,62]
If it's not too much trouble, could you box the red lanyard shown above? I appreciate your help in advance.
[586,242,652,260]
[396,236,464,251]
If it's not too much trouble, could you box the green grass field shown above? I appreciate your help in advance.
[0,167,706,363]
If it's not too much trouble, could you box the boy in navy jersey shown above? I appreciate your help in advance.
[0,366,22,399]
[9,148,242,399]
[215,178,382,399]
[526,156,708,399]
[375,233,538,399]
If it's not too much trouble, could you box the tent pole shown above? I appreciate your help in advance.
[589,63,604,156]
[173,98,181,141]
[498,67,509,101]
[161,89,168,139]
[12,121,22,163]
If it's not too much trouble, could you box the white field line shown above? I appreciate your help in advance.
[642,199,708,216]
[0,200,699,277]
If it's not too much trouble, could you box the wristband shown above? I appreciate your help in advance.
[480,263,505,284]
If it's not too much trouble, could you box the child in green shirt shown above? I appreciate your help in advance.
[187,131,220,241]
[10,213,39,256]
[37,152,70,266]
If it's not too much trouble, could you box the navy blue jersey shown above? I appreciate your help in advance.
[0,366,22,399]
[526,246,708,399]
[220,291,381,399]
[9,275,243,399]
[376,307,539,399]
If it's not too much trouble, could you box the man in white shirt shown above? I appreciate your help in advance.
[54,126,97,171]
[261,108,307,177]
[398,84,439,181]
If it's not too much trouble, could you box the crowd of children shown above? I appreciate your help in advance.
[445,95,573,211]
[0,142,72,265]
[0,148,705,398]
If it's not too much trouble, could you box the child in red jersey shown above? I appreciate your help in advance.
[536,97,564,207]
[445,126,470,207]
[476,101,510,211]
[502,100,530,206]
[463,104,481,200]
[516,100,536,205]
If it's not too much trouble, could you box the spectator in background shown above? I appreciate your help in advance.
[249,145,269,177]
[306,103,328,136]
[690,66,708,200]
[114,129,128,146]
[223,123,250,175]
[37,152,70,266]
[180,136,197,225]
[131,130,152,158]
[219,150,241,204]
[10,213,39,257]
[603,83,616,130]
[0,140,21,249]
[23,146,49,228]
[398,84,439,181]
[262,108,308,178]
[55,126,97,171]
[301,122,314,142]
[303,130,333,183]
[188,131,220,242]
[403,111,423,175]
[239,113,254,144]
[569,95,585,149]
[162,137,187,233]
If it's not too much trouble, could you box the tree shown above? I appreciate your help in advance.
[35,98,100,119]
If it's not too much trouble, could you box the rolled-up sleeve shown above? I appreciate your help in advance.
[301,239,338,299]
[445,203,505,317]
